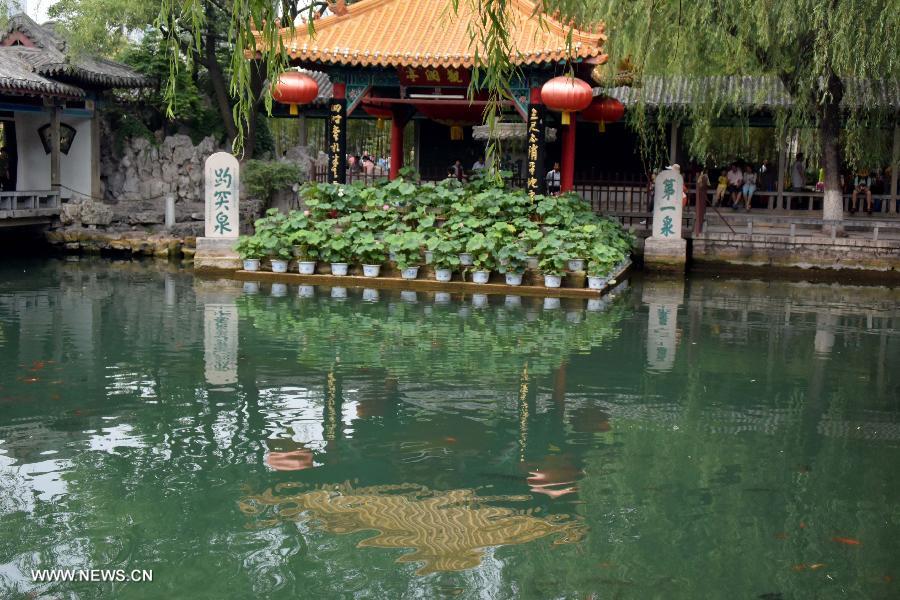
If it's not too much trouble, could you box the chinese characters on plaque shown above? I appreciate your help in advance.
[204,152,239,238]
[327,99,347,184]
[642,278,684,373]
[652,168,684,240]
[204,303,238,386]
[526,104,546,200]
[397,66,470,87]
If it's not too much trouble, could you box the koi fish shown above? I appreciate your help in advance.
[30,361,46,371]
[444,436,457,444]
[774,532,789,540]
[832,537,861,546]
[809,564,826,570]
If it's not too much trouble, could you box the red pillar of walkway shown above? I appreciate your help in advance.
[560,120,576,192]
[389,113,405,180]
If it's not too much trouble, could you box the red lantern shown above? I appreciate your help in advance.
[272,71,319,115]
[581,96,625,132]
[540,76,593,125]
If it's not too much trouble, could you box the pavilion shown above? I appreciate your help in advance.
[254,0,608,194]
[0,13,150,226]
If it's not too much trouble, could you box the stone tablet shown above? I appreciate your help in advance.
[204,303,238,386]
[652,168,683,240]
[204,152,239,238]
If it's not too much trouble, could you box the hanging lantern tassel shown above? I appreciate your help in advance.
[376,118,385,130]
[598,120,606,133]
[561,111,571,126]
[450,125,464,141]
[289,104,298,116]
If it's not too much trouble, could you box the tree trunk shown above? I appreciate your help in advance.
[819,74,844,232]
[203,29,238,144]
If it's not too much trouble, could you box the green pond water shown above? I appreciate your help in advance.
[1,258,899,599]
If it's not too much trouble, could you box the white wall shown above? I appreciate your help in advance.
[15,111,93,198]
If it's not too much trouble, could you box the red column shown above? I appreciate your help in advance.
[560,121,576,192]
[389,114,404,180]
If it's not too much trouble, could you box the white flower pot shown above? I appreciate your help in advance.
[424,251,434,264]
[434,268,452,282]
[363,264,381,278]
[400,290,418,303]
[566,310,583,324]
[243,281,259,294]
[298,261,316,275]
[472,293,488,308]
[271,283,287,297]
[331,286,347,299]
[587,298,604,312]
[543,297,561,310]
[472,270,490,284]
[505,272,523,286]
[331,262,349,276]
[458,253,473,266]
[243,259,260,271]
[362,288,380,302]
[505,295,522,307]
[270,259,289,273]
[587,276,608,290]
[298,285,315,298]
[435,292,451,303]
[543,274,562,288]
[401,266,419,280]
[567,258,586,272]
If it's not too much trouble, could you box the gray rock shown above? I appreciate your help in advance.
[128,211,164,225]
[80,199,114,226]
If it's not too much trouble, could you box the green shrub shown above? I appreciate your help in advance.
[244,160,303,208]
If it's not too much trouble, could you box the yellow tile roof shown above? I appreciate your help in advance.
[261,0,607,69]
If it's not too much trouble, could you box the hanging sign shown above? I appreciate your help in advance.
[204,152,239,238]
[526,104,546,200]
[327,98,347,184]
[398,66,471,87]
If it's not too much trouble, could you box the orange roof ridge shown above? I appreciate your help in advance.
[258,0,607,69]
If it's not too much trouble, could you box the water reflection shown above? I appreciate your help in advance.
[239,482,585,575]
[643,277,684,372]
[1,258,900,598]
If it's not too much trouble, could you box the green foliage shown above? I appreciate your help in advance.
[252,208,292,259]
[234,235,265,259]
[243,160,302,208]
[233,177,632,278]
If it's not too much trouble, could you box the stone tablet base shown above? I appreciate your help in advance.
[194,237,241,272]
[643,237,687,271]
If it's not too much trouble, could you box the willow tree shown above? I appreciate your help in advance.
[564,0,900,225]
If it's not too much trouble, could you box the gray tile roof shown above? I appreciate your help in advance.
[600,75,900,111]
[0,13,151,97]
[0,48,86,98]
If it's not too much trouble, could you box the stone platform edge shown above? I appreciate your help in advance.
[228,266,631,299]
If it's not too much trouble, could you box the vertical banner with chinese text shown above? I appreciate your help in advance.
[525,103,546,200]
[204,152,239,238]
[327,98,347,184]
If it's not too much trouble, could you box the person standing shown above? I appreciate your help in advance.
[694,167,710,235]
[546,162,561,195]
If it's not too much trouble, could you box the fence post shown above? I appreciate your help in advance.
[789,223,796,243]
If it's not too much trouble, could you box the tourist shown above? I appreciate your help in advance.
[695,167,710,207]
[451,159,466,182]
[362,155,375,177]
[851,170,873,214]
[740,164,757,211]
[713,169,728,206]
[758,159,775,206]
[546,162,561,195]
[726,163,743,209]
[472,157,485,171]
